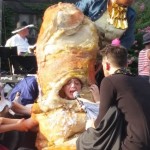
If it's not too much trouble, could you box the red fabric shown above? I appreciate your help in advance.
[0,144,8,150]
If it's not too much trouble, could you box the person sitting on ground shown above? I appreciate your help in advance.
[0,81,36,150]
[0,82,31,117]
[5,21,35,56]
[77,44,150,150]
[8,76,39,106]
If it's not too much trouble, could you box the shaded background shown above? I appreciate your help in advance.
[0,0,150,74]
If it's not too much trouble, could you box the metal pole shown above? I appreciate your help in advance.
[0,0,3,46]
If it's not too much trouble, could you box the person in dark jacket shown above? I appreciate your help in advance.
[77,44,150,150]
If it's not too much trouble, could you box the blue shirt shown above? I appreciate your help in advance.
[8,76,39,105]
[76,0,136,49]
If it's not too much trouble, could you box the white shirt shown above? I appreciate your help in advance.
[5,34,30,53]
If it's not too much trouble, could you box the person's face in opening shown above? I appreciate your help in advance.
[62,78,82,100]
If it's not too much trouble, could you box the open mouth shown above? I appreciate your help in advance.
[69,90,77,98]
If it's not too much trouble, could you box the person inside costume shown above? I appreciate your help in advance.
[59,78,100,120]
[76,44,150,150]
[22,77,100,127]
[59,78,100,102]
[76,0,136,86]
[59,78,83,100]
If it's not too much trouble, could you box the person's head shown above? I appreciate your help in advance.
[18,28,29,38]
[12,21,34,38]
[59,78,82,100]
[100,45,128,76]
[112,0,134,7]
[143,32,150,46]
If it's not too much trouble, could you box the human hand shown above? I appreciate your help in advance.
[90,84,100,103]
[12,101,31,115]
[28,44,36,53]
[86,118,95,130]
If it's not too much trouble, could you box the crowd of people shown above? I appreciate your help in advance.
[0,0,150,149]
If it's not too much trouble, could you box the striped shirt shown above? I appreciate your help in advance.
[138,49,150,76]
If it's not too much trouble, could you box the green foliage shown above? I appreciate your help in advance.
[127,0,150,74]
[18,2,52,15]
[134,0,150,29]
[2,5,17,44]
[2,0,150,75]
[2,2,52,45]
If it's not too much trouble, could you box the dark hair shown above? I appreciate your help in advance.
[143,32,150,45]
[100,44,127,68]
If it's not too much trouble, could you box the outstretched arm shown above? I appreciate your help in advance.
[11,101,31,115]
[0,117,27,133]
[21,117,39,131]
[0,117,38,133]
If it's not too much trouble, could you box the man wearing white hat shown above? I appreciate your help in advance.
[5,21,35,55]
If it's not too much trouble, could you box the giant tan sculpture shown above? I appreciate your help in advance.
[31,3,99,150]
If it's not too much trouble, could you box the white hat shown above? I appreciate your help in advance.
[11,21,34,34]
